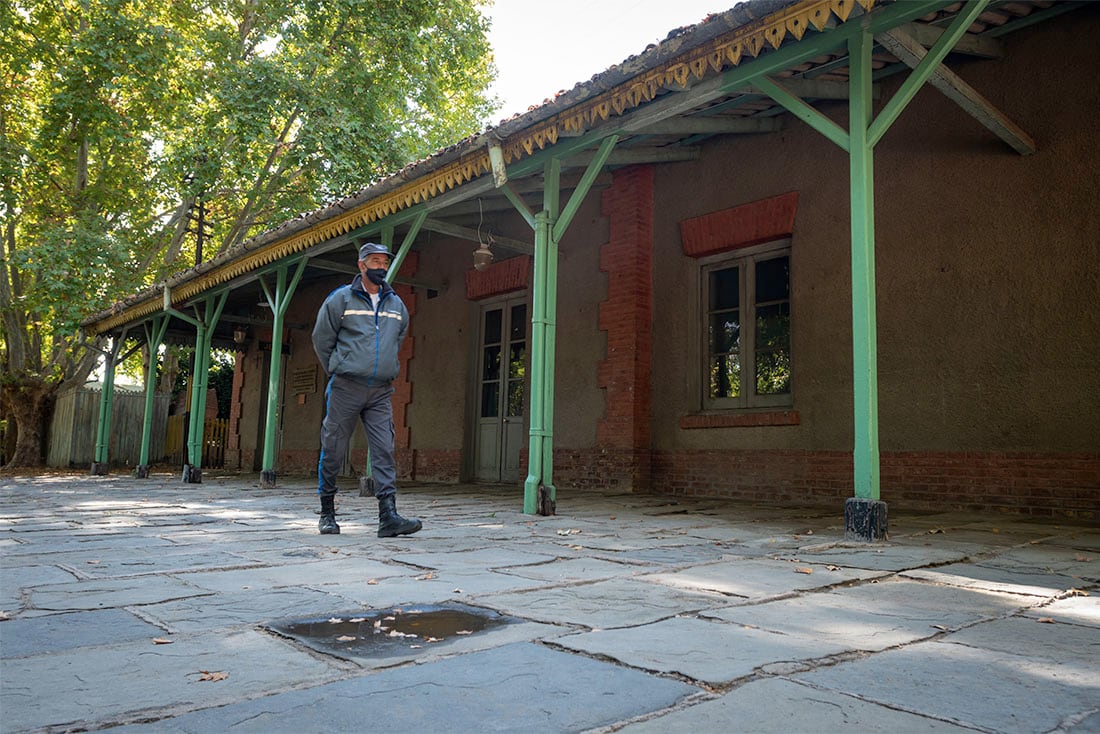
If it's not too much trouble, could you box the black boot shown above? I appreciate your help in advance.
[318,494,340,535]
[377,495,421,537]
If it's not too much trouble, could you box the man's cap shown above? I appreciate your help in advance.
[358,242,393,261]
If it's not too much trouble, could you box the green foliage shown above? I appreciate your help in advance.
[0,0,496,463]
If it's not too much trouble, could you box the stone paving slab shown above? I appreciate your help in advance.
[137,586,360,633]
[0,565,79,609]
[1021,595,1099,626]
[617,676,978,733]
[554,616,854,685]
[108,642,700,734]
[768,542,976,572]
[388,547,559,571]
[175,556,409,594]
[0,628,340,732]
[333,568,556,609]
[0,608,164,658]
[497,557,647,583]
[977,546,1100,582]
[481,578,727,629]
[642,558,886,600]
[902,563,1087,597]
[700,577,1033,649]
[939,615,1100,666]
[26,574,214,612]
[794,638,1100,734]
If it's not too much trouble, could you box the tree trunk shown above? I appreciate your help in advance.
[0,376,55,469]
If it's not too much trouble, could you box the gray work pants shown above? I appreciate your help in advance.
[317,374,396,499]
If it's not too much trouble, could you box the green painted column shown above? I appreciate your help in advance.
[179,292,228,483]
[137,316,170,478]
[90,334,124,475]
[523,209,552,514]
[849,28,880,501]
[259,259,307,487]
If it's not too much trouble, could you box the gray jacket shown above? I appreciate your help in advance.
[311,275,409,385]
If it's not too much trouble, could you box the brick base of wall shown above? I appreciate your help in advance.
[649,449,1098,520]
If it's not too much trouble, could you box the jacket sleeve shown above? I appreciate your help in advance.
[311,290,343,372]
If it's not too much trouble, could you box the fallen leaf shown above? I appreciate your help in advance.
[609,516,616,520]
[928,528,945,535]
[932,624,949,631]
[336,635,357,642]
[410,644,422,649]
[992,528,1000,534]
[1037,617,1056,624]
[416,572,435,581]
[197,671,229,682]
[806,530,814,535]
[328,617,344,624]
[0,611,11,621]
[452,588,463,594]
[87,560,101,565]
[826,565,841,572]
[1075,554,1092,562]
[557,528,581,536]
[424,636,442,643]
[455,630,473,635]
[1067,588,1090,597]
[152,638,173,645]
[330,548,340,554]
[349,618,366,623]
[794,567,813,575]
[367,579,379,585]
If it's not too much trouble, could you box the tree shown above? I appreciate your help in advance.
[0,0,497,468]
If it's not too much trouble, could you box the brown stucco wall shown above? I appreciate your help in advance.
[650,7,1100,457]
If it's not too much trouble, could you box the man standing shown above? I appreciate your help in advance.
[311,243,422,537]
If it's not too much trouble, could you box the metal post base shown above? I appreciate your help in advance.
[135,465,150,479]
[537,485,556,516]
[90,462,109,476]
[260,470,277,488]
[845,497,888,542]
[358,476,375,497]
[182,464,203,483]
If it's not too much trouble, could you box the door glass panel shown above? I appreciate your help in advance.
[482,345,501,381]
[509,304,527,340]
[481,381,499,418]
[484,309,502,345]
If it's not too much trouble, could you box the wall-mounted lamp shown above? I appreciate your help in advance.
[473,242,494,272]
[233,326,248,346]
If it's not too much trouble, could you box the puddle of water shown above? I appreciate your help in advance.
[269,604,508,657]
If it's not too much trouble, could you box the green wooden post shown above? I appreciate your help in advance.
[849,28,880,502]
[91,333,124,475]
[258,259,307,486]
[137,316,170,478]
[180,292,228,483]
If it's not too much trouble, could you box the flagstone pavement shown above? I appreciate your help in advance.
[1,472,1097,733]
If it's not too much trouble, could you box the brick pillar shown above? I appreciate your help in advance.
[597,165,654,489]
[391,252,418,476]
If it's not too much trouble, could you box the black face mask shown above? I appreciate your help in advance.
[365,268,387,286]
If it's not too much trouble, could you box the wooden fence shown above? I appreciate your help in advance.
[165,415,229,469]
[47,388,169,468]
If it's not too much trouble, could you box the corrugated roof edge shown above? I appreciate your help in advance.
[82,0,805,329]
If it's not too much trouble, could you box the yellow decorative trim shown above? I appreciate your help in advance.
[88,0,870,335]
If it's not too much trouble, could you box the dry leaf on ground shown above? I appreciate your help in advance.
[1037,617,1056,624]
[196,671,229,682]
[152,638,173,645]
[336,635,357,642]
[794,567,813,575]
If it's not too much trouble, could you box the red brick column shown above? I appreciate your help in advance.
[391,252,419,476]
[596,165,654,489]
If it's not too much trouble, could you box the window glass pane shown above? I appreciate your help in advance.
[709,354,741,398]
[755,303,790,349]
[508,343,526,379]
[755,256,790,303]
[510,304,527,340]
[507,379,524,416]
[481,382,499,418]
[755,349,791,395]
[708,267,739,310]
[482,345,501,381]
[709,312,740,354]
[484,309,502,345]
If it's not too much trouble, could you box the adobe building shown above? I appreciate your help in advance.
[84,0,1100,535]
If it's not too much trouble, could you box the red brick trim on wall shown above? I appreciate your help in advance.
[680,191,799,257]
[647,448,1098,519]
[465,256,532,300]
[597,165,654,489]
[680,410,800,429]
[391,251,419,451]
